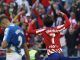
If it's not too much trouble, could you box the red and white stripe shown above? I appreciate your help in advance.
[47,48,62,55]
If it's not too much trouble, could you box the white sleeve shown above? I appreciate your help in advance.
[3,28,9,41]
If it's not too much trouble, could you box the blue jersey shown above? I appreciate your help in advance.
[3,23,26,53]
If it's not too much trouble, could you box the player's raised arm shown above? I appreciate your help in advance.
[27,20,36,34]
[56,11,71,31]
[33,9,44,27]
[28,20,45,34]
[12,10,25,23]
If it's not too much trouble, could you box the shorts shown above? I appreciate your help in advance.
[45,53,65,60]
[6,52,22,60]
[6,49,25,60]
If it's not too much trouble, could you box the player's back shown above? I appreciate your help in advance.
[4,23,25,52]
[41,27,62,55]
[41,27,60,46]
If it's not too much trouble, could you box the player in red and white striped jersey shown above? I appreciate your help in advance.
[28,11,70,60]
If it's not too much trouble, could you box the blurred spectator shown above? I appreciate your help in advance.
[76,0,80,22]
[16,0,31,17]
[65,11,79,57]
[69,12,78,30]
[58,1,70,18]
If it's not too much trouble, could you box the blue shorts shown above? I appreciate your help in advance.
[45,53,65,60]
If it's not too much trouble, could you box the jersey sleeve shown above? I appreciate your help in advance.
[28,21,45,34]
[56,14,70,32]
[37,17,44,27]
[3,28,12,43]
[28,21,36,34]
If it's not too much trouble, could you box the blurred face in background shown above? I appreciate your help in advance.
[0,18,9,28]
[70,12,75,19]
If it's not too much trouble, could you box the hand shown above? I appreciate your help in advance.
[18,10,25,15]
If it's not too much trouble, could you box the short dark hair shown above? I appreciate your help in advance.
[43,15,54,27]
[0,16,9,23]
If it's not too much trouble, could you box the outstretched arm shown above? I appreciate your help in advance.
[33,9,44,27]
[12,11,25,23]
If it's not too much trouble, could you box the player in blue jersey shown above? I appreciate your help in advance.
[0,16,30,60]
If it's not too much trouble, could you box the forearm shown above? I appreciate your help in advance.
[63,14,70,28]
[56,12,71,31]
[1,40,8,49]
[28,23,36,34]
[33,9,44,27]
[37,17,44,27]
[23,43,30,60]
[13,11,25,23]
[25,49,30,60]
[28,23,45,34]
[13,15,19,22]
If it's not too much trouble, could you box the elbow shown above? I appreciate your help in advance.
[65,22,71,28]
[1,44,6,49]
[1,41,7,49]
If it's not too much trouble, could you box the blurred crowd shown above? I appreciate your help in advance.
[0,0,80,60]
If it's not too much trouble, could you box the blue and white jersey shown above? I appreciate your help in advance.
[3,23,26,53]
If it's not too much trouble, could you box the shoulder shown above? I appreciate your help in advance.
[5,28,10,32]
[4,27,11,35]
[7,23,19,32]
[9,23,19,29]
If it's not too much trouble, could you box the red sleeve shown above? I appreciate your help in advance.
[28,21,36,34]
[33,9,44,27]
[37,17,44,27]
[64,15,71,28]
[56,14,70,31]
[28,21,45,34]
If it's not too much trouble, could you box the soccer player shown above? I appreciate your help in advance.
[0,16,30,60]
[28,11,70,60]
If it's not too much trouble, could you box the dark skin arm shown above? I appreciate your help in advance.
[1,40,8,49]
[2,40,30,60]
[23,43,30,60]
